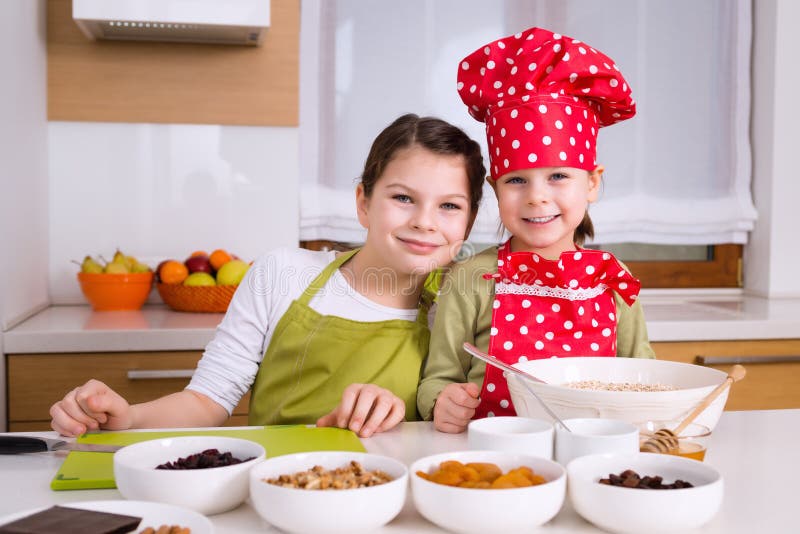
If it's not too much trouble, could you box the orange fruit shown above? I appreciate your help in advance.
[209,249,233,271]
[189,250,208,258]
[159,260,189,284]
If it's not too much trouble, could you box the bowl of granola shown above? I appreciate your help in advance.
[248,451,408,533]
[505,357,730,429]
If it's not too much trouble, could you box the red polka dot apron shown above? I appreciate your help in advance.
[474,240,641,418]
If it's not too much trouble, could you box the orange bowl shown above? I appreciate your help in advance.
[77,272,154,311]
[156,282,237,313]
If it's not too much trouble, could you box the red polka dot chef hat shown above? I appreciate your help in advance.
[457,27,636,179]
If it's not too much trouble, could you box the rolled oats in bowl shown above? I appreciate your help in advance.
[563,380,676,392]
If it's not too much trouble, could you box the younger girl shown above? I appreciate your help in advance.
[417,28,655,433]
[51,113,486,438]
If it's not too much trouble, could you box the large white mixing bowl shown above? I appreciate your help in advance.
[506,357,729,429]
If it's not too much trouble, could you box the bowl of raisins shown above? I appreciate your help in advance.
[113,436,265,515]
[566,452,723,533]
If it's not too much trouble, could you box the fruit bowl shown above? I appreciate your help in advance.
[78,272,154,311]
[156,283,238,313]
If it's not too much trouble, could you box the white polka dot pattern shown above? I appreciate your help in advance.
[456,27,635,178]
[476,241,641,419]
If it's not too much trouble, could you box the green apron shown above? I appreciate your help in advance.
[248,249,434,425]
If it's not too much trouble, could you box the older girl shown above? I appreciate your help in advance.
[51,114,485,438]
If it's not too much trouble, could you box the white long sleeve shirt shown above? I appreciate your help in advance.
[186,247,419,414]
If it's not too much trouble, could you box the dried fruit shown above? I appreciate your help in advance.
[155,449,254,470]
[599,469,694,489]
[417,461,547,489]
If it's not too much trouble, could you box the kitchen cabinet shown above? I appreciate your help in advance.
[651,339,800,410]
[6,351,250,432]
[47,0,299,126]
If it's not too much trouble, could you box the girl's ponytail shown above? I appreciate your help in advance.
[573,212,595,247]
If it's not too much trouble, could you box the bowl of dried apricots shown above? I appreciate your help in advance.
[410,450,566,532]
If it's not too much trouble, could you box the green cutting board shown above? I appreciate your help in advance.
[50,426,365,491]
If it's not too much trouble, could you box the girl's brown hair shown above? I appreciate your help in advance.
[360,114,486,220]
[574,212,594,246]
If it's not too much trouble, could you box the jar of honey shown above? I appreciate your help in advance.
[637,421,711,462]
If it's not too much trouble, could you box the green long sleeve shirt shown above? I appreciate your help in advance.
[417,246,656,420]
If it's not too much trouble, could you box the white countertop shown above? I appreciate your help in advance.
[2,305,224,353]
[641,292,800,341]
[3,293,800,353]
[0,411,797,533]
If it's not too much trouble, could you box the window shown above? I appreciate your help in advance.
[299,0,754,287]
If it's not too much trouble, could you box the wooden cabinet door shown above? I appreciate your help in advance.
[652,339,800,410]
[7,352,250,431]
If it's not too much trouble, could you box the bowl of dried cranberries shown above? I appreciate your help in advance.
[113,436,265,515]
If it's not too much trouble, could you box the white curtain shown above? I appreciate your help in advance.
[299,0,756,245]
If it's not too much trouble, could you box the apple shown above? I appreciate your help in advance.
[183,272,216,286]
[216,259,249,286]
[185,255,213,274]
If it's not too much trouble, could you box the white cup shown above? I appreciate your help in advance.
[555,418,639,466]
[468,416,554,459]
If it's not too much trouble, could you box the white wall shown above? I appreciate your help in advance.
[49,123,299,304]
[747,0,800,297]
[0,0,49,328]
[0,0,48,431]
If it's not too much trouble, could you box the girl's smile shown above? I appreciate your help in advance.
[522,214,560,224]
[396,236,446,254]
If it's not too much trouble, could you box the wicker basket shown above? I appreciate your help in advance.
[157,282,237,313]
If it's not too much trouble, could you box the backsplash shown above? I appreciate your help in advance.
[49,122,299,305]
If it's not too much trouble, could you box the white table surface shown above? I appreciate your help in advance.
[0,410,797,533]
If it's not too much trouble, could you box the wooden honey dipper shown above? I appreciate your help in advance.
[640,364,746,454]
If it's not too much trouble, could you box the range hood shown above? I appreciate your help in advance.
[72,0,270,46]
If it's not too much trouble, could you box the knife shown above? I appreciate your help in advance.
[0,436,122,454]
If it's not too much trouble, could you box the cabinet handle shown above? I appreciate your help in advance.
[696,355,800,365]
[127,370,195,380]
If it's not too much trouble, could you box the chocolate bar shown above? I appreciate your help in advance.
[0,505,141,534]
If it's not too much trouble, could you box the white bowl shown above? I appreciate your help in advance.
[507,357,729,429]
[555,418,639,465]
[249,451,407,533]
[568,452,723,533]
[113,436,265,515]
[410,450,566,533]
[468,416,554,459]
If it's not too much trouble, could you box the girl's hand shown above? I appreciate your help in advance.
[49,379,133,437]
[432,382,481,433]
[316,383,405,438]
